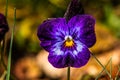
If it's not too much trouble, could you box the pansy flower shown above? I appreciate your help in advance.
[37,15,96,68]
[0,13,9,41]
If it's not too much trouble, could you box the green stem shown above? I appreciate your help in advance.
[5,0,8,18]
[67,66,70,80]
[6,8,16,80]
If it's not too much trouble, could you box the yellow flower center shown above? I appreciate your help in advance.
[64,37,74,47]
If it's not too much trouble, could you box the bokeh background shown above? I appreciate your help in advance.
[0,0,120,80]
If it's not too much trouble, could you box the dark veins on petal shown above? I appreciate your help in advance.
[37,0,96,68]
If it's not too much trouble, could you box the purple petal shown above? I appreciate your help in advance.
[48,41,90,68]
[0,13,9,41]
[68,15,96,47]
[37,18,68,52]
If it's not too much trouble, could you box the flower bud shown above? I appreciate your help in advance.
[0,13,9,41]
[64,0,84,21]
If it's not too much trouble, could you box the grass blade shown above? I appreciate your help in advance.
[5,0,8,18]
[91,53,111,78]
[110,57,112,80]
[0,71,7,80]
[115,65,120,80]
[6,8,16,80]
[95,57,112,80]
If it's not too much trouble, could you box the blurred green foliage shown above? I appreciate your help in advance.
[81,0,120,38]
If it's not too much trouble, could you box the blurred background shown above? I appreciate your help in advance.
[0,0,120,80]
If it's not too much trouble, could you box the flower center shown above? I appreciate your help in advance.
[64,36,74,47]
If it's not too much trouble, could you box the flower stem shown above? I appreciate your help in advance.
[6,8,16,80]
[67,66,70,80]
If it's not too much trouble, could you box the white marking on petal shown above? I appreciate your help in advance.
[73,50,78,55]
[73,41,83,55]
[76,44,83,52]
[64,35,72,40]
[52,42,64,55]
[53,48,63,55]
